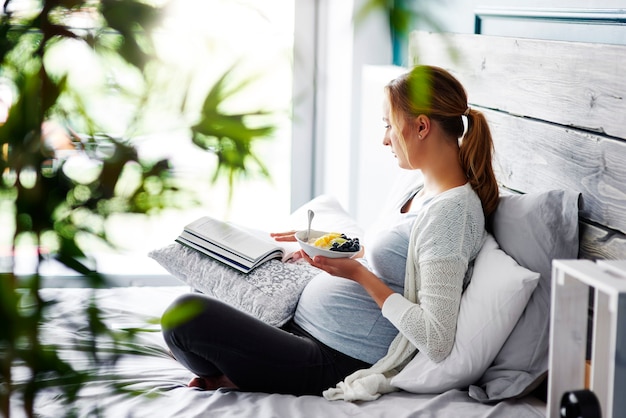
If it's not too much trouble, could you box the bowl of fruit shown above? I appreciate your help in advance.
[295,230,361,259]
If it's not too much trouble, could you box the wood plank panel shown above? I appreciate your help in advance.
[483,109,626,236]
[410,31,626,140]
[580,223,626,261]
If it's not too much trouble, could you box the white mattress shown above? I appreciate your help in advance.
[13,286,546,418]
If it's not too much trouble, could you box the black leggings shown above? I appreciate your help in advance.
[161,293,371,396]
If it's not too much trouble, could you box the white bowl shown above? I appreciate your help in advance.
[294,230,360,259]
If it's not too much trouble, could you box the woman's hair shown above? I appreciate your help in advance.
[385,65,499,218]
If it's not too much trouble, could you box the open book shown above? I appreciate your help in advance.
[175,216,299,274]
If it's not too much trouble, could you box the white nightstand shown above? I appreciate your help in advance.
[548,260,626,418]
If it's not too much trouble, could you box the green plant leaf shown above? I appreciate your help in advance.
[99,0,160,71]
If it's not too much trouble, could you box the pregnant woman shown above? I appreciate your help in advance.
[161,65,498,400]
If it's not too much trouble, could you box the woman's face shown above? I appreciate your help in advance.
[382,95,415,170]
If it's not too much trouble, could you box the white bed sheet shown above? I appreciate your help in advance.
[13,286,546,418]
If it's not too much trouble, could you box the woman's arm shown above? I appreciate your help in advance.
[383,256,467,362]
[383,194,479,362]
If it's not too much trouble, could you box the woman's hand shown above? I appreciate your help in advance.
[270,230,297,242]
[271,230,306,260]
[301,252,364,281]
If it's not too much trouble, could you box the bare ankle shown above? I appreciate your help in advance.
[188,375,238,390]
[188,376,209,389]
[214,375,238,389]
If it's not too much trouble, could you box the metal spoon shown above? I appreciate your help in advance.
[305,209,315,242]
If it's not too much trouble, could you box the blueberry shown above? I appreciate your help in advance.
[329,235,360,252]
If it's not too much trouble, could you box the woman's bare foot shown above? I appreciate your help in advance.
[188,375,238,390]
[188,377,209,389]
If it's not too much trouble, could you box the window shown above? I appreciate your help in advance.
[1,0,296,264]
[107,0,296,254]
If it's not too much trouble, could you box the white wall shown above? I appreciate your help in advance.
[352,65,405,227]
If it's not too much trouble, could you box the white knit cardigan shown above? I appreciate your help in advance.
[323,184,485,401]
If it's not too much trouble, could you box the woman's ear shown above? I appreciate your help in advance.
[415,114,431,139]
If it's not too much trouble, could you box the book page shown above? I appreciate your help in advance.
[185,217,271,260]
[185,217,297,261]
[236,225,301,260]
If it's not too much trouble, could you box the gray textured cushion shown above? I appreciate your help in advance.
[469,189,581,402]
[149,243,320,326]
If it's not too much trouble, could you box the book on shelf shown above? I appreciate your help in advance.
[175,216,299,274]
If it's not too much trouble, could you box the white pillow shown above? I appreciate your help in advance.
[471,189,580,402]
[390,234,540,393]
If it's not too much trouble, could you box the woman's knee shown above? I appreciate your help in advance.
[161,293,210,332]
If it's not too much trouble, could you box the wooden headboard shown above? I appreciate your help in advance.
[409,31,626,261]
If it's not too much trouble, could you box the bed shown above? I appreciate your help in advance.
[13,31,626,417]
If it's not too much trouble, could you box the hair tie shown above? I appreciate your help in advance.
[463,107,470,116]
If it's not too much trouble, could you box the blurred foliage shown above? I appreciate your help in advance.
[355,0,442,36]
[0,0,430,416]
[190,68,274,199]
[0,0,275,416]
[355,0,446,66]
